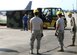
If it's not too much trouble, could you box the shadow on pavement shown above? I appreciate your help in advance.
[31,53,51,55]
[42,46,59,53]
[64,50,77,54]
[65,45,77,48]
[0,48,19,53]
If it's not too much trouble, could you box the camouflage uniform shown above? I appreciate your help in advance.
[56,18,64,51]
[70,17,76,45]
[57,30,64,49]
[30,30,42,50]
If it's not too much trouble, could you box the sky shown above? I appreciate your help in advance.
[0,0,76,10]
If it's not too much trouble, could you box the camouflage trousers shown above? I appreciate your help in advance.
[30,30,42,50]
[71,28,76,45]
[57,30,64,49]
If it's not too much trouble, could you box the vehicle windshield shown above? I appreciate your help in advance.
[42,8,61,16]
[42,8,51,16]
[52,8,61,16]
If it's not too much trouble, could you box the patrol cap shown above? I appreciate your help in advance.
[56,11,62,15]
[67,12,72,15]
[33,9,39,13]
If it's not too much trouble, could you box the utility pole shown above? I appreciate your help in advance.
[72,4,74,11]
[76,0,77,28]
[76,0,77,11]
[76,0,77,10]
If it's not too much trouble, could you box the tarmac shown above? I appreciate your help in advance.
[0,26,77,55]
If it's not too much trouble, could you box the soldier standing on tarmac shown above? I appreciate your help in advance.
[55,11,65,52]
[30,9,43,54]
[67,12,76,46]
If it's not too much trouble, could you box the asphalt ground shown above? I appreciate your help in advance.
[0,28,77,55]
